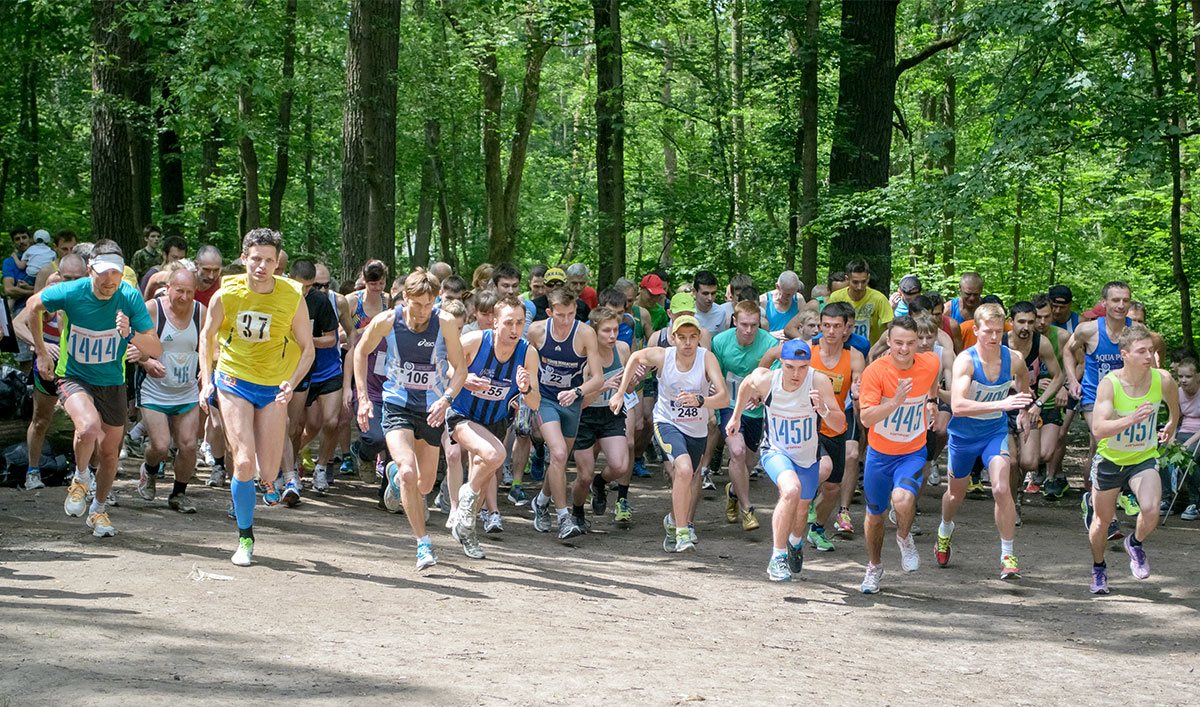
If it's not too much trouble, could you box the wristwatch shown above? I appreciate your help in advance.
[1035,399,1044,408]
[695,394,705,408]
[574,386,583,398]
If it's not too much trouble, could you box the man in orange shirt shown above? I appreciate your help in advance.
[857,316,941,594]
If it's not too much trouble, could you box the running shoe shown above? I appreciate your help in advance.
[1107,519,1124,541]
[861,563,885,594]
[701,467,715,490]
[741,507,760,531]
[807,525,835,552]
[451,514,486,559]
[123,433,145,459]
[591,474,608,516]
[416,542,437,570]
[632,458,651,478]
[138,463,157,501]
[262,478,280,506]
[281,477,302,507]
[86,511,115,537]
[1090,565,1109,594]
[1081,490,1094,531]
[340,457,354,476]
[500,465,513,489]
[927,461,941,487]
[435,481,450,513]
[64,479,88,517]
[232,537,254,566]
[558,514,585,540]
[507,483,529,507]
[200,441,215,468]
[663,514,677,553]
[897,533,919,573]
[87,476,118,507]
[614,498,632,524]
[1014,503,1022,528]
[767,554,791,582]
[1124,536,1150,579]
[750,463,763,478]
[674,528,695,552]
[24,471,45,490]
[312,468,330,493]
[1023,474,1041,495]
[724,483,738,523]
[786,543,804,574]
[1118,492,1141,517]
[383,462,403,513]
[1000,554,1021,580]
[1049,476,1068,498]
[532,497,552,533]
[688,525,698,545]
[484,512,504,534]
[227,502,236,520]
[967,479,986,497]
[168,493,197,514]
[935,533,952,567]
[835,508,854,536]
[301,448,314,474]
[1182,504,1200,521]
[207,464,226,488]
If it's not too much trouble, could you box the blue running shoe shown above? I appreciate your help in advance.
[633,458,651,478]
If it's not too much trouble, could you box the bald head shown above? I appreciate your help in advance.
[168,267,198,288]
[430,262,453,283]
[58,253,87,280]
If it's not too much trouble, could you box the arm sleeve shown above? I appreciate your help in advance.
[39,278,69,312]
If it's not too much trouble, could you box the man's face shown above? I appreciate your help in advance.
[245,245,278,283]
[440,287,463,302]
[1012,312,1035,340]
[55,238,77,259]
[1121,337,1155,370]
[819,315,847,346]
[1129,307,1145,324]
[197,255,222,290]
[274,252,288,277]
[146,231,160,250]
[1050,300,1072,324]
[975,317,1005,350]
[734,311,759,346]
[931,303,944,320]
[404,292,437,327]
[902,288,922,304]
[90,268,123,299]
[314,264,332,293]
[1105,287,1132,321]
[547,302,576,330]
[776,281,798,302]
[959,278,982,310]
[566,275,588,297]
[166,274,196,310]
[781,358,810,387]
[529,276,546,298]
[848,272,869,299]
[1034,305,1053,335]
[673,325,700,356]
[618,287,635,311]
[887,326,918,365]
[474,309,496,331]
[829,277,848,292]
[495,277,520,297]
[801,318,820,340]
[59,262,86,282]
[165,246,186,264]
[596,319,619,348]
[495,303,525,344]
[916,328,936,352]
[10,232,30,253]
[694,284,717,311]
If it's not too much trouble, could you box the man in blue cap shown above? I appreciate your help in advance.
[725,339,844,581]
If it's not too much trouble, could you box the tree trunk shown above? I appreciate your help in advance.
[478,45,507,264]
[267,0,298,231]
[594,0,625,288]
[19,1,40,199]
[500,33,551,264]
[1010,181,1023,298]
[341,0,400,282]
[660,26,676,268]
[730,0,747,228]
[828,0,899,286]
[304,95,316,254]
[157,83,185,232]
[91,0,137,255]
[563,52,594,262]
[128,37,153,232]
[413,120,438,270]
[199,121,220,239]
[784,0,819,293]
[237,84,261,231]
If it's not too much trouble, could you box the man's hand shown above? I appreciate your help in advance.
[677,391,702,408]
[36,355,54,381]
[463,373,490,392]
[1003,393,1034,411]
[886,378,913,406]
[516,365,530,394]
[115,311,131,338]
[356,397,373,433]
[427,396,451,427]
[199,378,214,414]
[141,358,167,379]
[276,380,295,405]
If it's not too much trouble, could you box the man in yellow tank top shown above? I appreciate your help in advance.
[199,229,314,568]
[1084,323,1179,594]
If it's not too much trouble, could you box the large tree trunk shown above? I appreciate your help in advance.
[478,46,506,264]
[157,83,185,233]
[785,0,819,293]
[660,27,676,268]
[267,0,298,231]
[128,38,153,232]
[341,0,400,282]
[237,84,261,231]
[199,121,220,239]
[828,0,899,287]
[500,32,551,264]
[730,0,747,229]
[413,120,439,270]
[594,0,625,288]
[19,1,40,199]
[562,52,594,263]
[91,0,137,255]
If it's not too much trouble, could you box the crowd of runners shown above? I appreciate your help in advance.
[5,224,1199,596]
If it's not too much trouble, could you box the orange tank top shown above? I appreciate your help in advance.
[811,342,852,437]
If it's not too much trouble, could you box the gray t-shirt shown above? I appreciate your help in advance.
[694,302,732,335]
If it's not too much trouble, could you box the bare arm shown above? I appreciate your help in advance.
[758,344,782,369]
[949,351,1029,417]
[725,367,772,433]
[1160,373,1181,444]
[1089,377,1132,440]
[609,347,665,413]
[429,310,470,425]
[352,310,393,415]
[1063,322,1095,395]
[285,297,316,396]
[698,349,730,409]
[1036,335,1063,407]
[198,292,223,412]
[4,276,34,298]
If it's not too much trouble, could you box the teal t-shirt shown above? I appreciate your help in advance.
[41,278,153,386]
[711,327,776,419]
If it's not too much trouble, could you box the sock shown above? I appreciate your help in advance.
[1001,538,1014,559]
[171,481,187,498]
[536,491,551,508]
[130,420,146,441]
[231,477,256,530]
[511,481,522,489]
[27,466,39,475]
[788,534,803,548]
[572,504,585,520]
[315,463,327,475]
[214,455,225,469]
[417,534,431,547]
[939,519,955,538]
[75,467,94,487]
[1094,560,1106,568]
[89,499,106,515]
[617,484,629,500]
[665,513,674,529]
[555,507,569,523]
[239,525,254,541]
[772,547,786,558]
[1129,533,1142,547]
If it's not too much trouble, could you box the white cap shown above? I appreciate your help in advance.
[33,229,50,244]
[90,253,125,275]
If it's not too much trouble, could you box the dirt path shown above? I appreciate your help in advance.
[2,443,1198,706]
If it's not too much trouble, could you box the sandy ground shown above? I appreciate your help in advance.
[2,427,1199,706]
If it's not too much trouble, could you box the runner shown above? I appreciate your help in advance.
[346,261,394,501]
[825,260,893,343]
[610,315,729,553]
[133,265,205,513]
[354,268,467,570]
[1048,285,1080,333]
[199,228,313,566]
[1084,324,1179,594]
[760,270,805,340]
[614,278,654,479]
[447,295,541,559]
[948,272,984,324]
[569,307,634,528]
[727,339,844,580]
[692,270,731,335]
[856,316,940,593]
[938,303,1035,579]
[23,240,160,538]
[890,274,922,317]
[302,262,355,492]
[1003,301,1063,502]
[712,299,776,532]
[526,287,605,539]
[1031,293,1073,498]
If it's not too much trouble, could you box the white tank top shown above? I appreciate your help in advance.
[763,367,819,466]
[653,346,710,437]
[140,300,201,408]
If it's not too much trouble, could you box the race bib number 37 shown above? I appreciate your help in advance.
[236,311,273,342]
[68,325,121,365]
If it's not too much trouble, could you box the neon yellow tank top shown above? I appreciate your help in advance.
[215,274,304,387]
[1097,369,1162,466]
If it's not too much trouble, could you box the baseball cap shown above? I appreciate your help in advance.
[899,274,922,295]
[640,274,666,296]
[781,339,812,361]
[544,267,566,284]
[33,229,51,244]
[1048,284,1073,304]
[669,292,696,314]
[90,253,125,275]
[671,314,700,333]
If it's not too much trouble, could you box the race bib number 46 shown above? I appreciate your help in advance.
[68,325,120,365]
[236,311,273,342]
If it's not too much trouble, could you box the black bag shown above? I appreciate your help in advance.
[0,364,32,419]
[1,441,70,487]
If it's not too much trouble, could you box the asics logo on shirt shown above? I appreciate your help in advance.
[417,340,435,348]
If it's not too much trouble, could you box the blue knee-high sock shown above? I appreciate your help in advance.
[231,477,256,531]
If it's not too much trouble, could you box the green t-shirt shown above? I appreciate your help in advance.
[649,303,669,331]
[711,327,777,419]
[131,246,159,281]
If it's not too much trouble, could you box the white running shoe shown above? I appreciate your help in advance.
[312,468,330,493]
[24,471,45,490]
[927,462,941,486]
[897,533,920,573]
[861,563,885,594]
[484,512,504,533]
[138,463,157,501]
[87,512,115,537]
[232,537,254,566]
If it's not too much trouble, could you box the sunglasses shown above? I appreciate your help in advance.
[313,281,330,290]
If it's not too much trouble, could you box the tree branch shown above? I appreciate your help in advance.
[895,33,967,77]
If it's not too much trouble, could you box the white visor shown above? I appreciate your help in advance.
[91,254,125,275]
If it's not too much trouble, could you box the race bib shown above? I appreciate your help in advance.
[853,318,869,339]
[668,399,702,421]
[623,392,639,411]
[164,351,198,388]
[400,362,437,391]
[236,311,272,342]
[68,325,121,365]
[726,371,745,402]
[770,413,817,453]
[874,396,927,443]
[474,381,509,401]
[372,351,387,377]
[1109,414,1157,453]
[824,371,845,395]
[540,363,568,389]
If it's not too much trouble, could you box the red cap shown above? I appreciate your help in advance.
[640,274,666,296]
[1083,300,1106,320]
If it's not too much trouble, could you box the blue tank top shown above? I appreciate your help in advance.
[451,329,529,425]
[765,293,798,332]
[538,319,586,398]
[617,313,635,348]
[1081,316,1129,406]
[381,304,445,412]
[947,346,1012,438]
